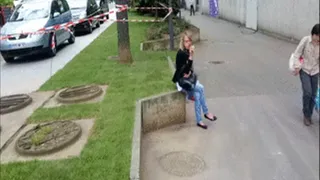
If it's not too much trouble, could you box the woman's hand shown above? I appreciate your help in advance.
[189,45,195,59]
[184,71,191,78]
[293,68,301,76]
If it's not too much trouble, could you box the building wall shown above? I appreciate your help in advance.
[200,0,319,40]
[258,0,319,40]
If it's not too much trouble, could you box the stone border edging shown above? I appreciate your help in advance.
[129,101,142,180]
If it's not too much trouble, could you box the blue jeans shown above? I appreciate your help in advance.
[186,81,209,123]
[299,70,319,118]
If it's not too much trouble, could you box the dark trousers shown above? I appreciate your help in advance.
[299,70,319,118]
[190,5,195,16]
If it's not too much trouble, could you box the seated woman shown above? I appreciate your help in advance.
[172,31,217,129]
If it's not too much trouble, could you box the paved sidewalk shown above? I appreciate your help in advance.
[141,11,319,180]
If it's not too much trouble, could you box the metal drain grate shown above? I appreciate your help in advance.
[158,151,205,177]
[208,60,225,64]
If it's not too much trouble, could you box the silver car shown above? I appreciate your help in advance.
[0,0,75,63]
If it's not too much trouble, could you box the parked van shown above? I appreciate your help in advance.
[0,0,75,63]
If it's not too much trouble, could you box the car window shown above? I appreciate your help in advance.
[57,0,65,13]
[9,2,50,21]
[68,0,87,9]
[90,0,97,8]
[51,0,66,16]
[61,0,70,11]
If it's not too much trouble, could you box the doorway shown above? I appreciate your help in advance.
[245,0,258,30]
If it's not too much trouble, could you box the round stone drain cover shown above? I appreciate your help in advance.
[158,151,205,177]
[209,60,224,64]
[56,85,103,103]
[15,121,82,156]
[0,94,32,114]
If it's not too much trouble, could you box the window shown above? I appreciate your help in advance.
[51,0,65,16]
[10,2,49,21]
[57,0,65,13]
[61,0,70,11]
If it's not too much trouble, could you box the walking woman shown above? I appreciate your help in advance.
[292,23,319,126]
[172,31,217,129]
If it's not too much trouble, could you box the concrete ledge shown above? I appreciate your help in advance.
[141,91,186,133]
[140,25,200,51]
[130,90,187,180]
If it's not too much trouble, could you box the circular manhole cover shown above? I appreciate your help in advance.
[0,94,32,114]
[209,61,224,64]
[15,121,82,156]
[56,85,103,103]
[158,151,205,177]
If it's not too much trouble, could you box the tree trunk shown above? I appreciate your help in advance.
[116,0,133,64]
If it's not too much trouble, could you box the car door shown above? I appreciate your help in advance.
[60,0,72,40]
[49,0,64,45]
[88,0,99,25]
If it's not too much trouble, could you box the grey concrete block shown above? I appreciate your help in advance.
[141,91,186,133]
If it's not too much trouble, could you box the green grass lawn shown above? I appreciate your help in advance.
[0,12,176,180]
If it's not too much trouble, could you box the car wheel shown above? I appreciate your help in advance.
[87,23,93,34]
[100,12,105,24]
[68,27,75,44]
[96,20,100,28]
[3,56,14,63]
[48,33,57,57]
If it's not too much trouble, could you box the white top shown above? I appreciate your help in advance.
[189,0,195,6]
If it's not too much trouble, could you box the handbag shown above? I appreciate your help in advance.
[289,38,307,72]
[178,72,197,91]
[315,86,320,113]
[289,54,303,72]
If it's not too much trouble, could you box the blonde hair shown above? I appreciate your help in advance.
[179,31,193,50]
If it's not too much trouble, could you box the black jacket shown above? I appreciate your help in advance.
[172,49,193,83]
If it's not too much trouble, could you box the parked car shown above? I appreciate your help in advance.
[0,0,75,63]
[96,0,109,23]
[68,0,100,34]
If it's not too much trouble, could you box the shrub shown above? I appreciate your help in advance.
[146,18,191,40]
[136,0,180,17]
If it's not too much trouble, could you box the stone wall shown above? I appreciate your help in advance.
[141,25,200,51]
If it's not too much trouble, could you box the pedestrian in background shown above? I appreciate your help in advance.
[189,0,195,16]
[292,23,319,126]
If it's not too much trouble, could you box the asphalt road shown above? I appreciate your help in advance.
[0,18,114,97]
